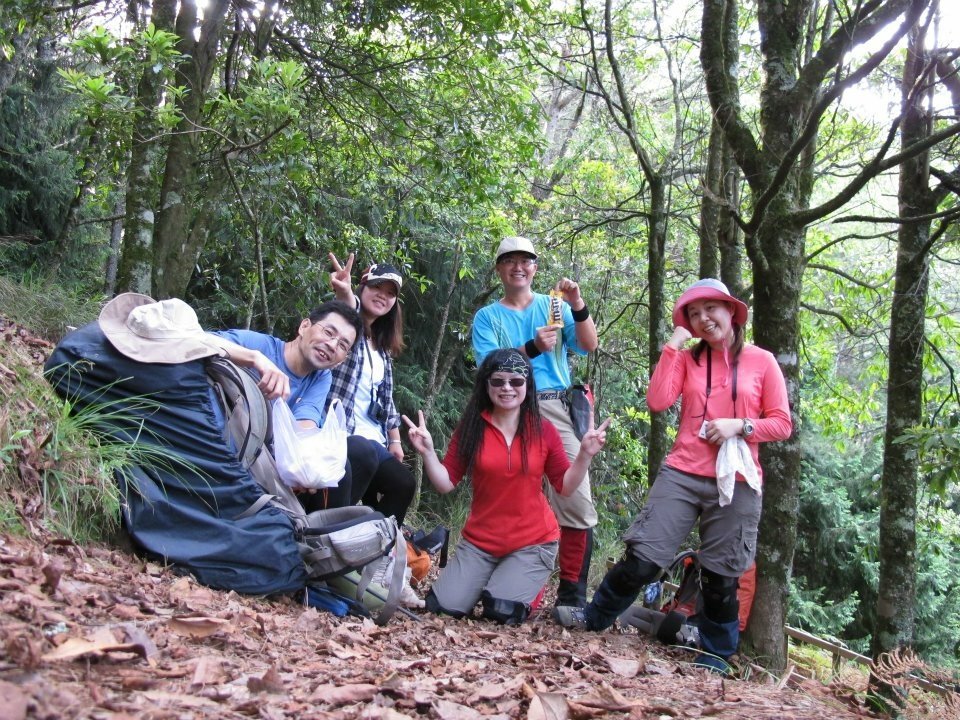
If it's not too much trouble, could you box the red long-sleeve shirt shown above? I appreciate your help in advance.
[647,344,792,481]
[441,412,570,556]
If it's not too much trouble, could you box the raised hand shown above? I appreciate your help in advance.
[666,325,693,349]
[555,277,584,308]
[402,410,435,455]
[329,252,355,302]
[579,416,611,457]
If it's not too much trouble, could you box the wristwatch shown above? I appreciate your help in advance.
[742,419,755,437]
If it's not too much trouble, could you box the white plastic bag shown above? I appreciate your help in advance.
[272,398,348,489]
[715,436,761,507]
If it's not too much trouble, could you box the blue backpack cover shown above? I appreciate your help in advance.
[44,322,307,595]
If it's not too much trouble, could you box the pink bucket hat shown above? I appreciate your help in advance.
[672,278,749,333]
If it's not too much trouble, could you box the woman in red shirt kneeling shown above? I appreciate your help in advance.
[403,348,609,624]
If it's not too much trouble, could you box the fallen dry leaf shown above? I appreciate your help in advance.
[360,707,417,720]
[247,665,285,694]
[311,682,379,705]
[141,689,223,708]
[191,656,229,687]
[41,626,148,662]
[167,614,232,638]
[527,692,570,720]
[604,655,642,678]
[0,679,28,720]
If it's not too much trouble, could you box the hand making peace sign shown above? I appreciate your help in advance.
[578,414,611,458]
[328,252,355,302]
[401,410,436,455]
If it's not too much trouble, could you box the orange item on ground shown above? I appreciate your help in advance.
[406,543,431,584]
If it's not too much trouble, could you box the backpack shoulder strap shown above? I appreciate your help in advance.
[206,357,306,526]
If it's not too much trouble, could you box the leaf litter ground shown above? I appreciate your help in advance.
[1,316,955,720]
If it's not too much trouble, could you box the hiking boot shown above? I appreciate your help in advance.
[555,578,587,607]
[552,605,588,628]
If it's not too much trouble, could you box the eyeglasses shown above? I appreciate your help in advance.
[498,257,535,268]
[488,377,526,388]
[314,323,353,354]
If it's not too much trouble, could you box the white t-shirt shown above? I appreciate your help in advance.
[352,338,387,443]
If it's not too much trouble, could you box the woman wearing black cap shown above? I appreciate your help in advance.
[326,253,415,526]
[555,278,792,673]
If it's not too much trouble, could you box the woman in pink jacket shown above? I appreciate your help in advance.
[556,278,791,673]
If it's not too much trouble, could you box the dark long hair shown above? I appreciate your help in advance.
[456,349,541,476]
[691,322,746,364]
[359,281,405,357]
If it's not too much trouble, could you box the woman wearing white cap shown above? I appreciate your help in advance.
[326,254,416,525]
[556,278,791,673]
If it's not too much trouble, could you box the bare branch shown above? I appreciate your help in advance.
[746,1,924,233]
[833,205,960,225]
[806,262,892,291]
[800,301,875,337]
[794,120,960,226]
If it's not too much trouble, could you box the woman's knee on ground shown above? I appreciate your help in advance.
[480,590,529,625]
[425,588,468,618]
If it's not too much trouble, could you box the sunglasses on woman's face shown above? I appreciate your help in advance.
[488,377,526,388]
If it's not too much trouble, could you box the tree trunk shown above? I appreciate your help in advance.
[717,141,742,296]
[870,20,938,699]
[103,195,125,296]
[646,177,670,481]
[116,0,177,295]
[699,119,723,279]
[152,0,231,299]
[741,216,804,669]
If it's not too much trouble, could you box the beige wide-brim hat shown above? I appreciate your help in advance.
[98,293,225,364]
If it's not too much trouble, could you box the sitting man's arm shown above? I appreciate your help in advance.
[204,334,291,401]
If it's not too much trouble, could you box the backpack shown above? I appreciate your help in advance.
[206,357,407,625]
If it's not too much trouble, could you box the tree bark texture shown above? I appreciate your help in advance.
[0,27,32,100]
[152,0,231,299]
[646,177,670,481]
[870,19,938,672]
[717,140,742,297]
[116,0,177,296]
[699,119,723,280]
[746,215,804,670]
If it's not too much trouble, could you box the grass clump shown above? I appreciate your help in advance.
[0,274,102,342]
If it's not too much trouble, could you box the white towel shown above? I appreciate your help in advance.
[716,436,761,507]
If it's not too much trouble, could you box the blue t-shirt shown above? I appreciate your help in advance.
[472,294,585,391]
[214,329,331,427]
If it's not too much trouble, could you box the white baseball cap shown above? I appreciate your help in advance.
[495,236,538,262]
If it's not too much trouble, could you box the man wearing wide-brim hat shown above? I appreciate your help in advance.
[471,235,600,610]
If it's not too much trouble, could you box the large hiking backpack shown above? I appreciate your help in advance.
[206,357,407,625]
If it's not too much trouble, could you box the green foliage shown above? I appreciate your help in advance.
[0,274,101,340]
[0,50,77,248]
